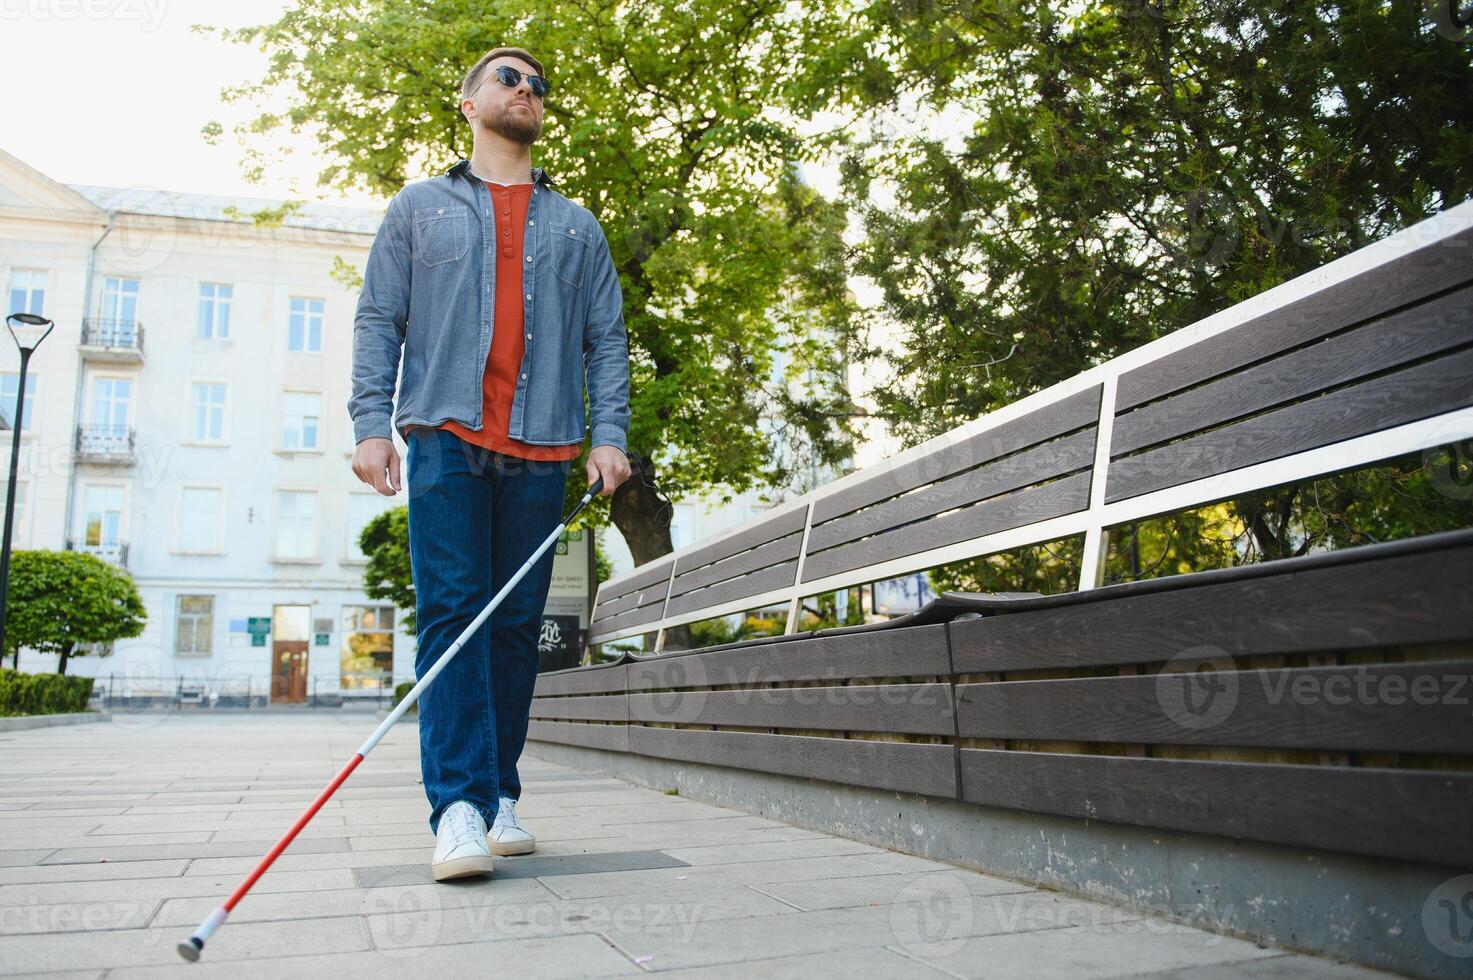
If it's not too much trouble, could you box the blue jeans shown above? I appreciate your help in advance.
[405,426,571,833]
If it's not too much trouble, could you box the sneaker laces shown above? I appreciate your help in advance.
[442,803,483,849]
[498,798,523,832]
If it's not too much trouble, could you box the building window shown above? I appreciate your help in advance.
[0,373,37,432]
[341,605,394,689]
[81,484,125,548]
[198,283,232,339]
[179,487,222,552]
[288,297,324,353]
[100,277,141,345]
[0,481,28,546]
[190,383,225,441]
[346,493,381,561]
[90,376,132,428]
[8,269,46,316]
[175,595,214,656]
[275,490,317,559]
[281,391,320,450]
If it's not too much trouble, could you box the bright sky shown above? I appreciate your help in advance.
[0,0,390,206]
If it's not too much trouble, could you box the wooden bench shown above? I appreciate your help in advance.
[590,202,1473,650]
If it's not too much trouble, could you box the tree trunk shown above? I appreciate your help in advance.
[608,451,692,652]
[57,642,74,675]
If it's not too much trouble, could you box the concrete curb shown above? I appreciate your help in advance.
[0,712,108,733]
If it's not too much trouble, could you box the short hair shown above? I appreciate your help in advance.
[461,47,546,102]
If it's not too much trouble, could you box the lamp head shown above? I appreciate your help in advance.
[5,312,54,352]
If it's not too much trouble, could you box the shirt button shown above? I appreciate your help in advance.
[569,228,575,234]
[436,208,443,214]
[502,209,509,216]
[520,373,526,379]
[524,293,531,300]
[528,219,534,225]
[525,255,532,262]
[525,333,531,340]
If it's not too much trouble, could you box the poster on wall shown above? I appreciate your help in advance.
[541,527,592,670]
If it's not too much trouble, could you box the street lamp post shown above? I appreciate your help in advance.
[0,313,55,665]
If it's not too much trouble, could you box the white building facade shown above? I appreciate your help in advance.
[0,148,411,703]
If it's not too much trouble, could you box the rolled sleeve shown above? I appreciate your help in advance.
[582,225,632,454]
[348,192,412,444]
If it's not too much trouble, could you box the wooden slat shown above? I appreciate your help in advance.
[949,539,1473,674]
[593,583,670,621]
[629,726,957,797]
[672,506,807,575]
[812,386,1101,524]
[669,531,803,598]
[526,719,629,753]
[1116,226,1473,410]
[627,624,951,690]
[801,471,1092,583]
[533,663,628,697]
[529,693,628,722]
[1112,285,1473,456]
[956,660,1473,753]
[663,560,798,617]
[629,682,954,735]
[596,559,674,603]
[807,428,1097,553]
[588,600,668,638]
[1106,344,1473,502]
[958,749,1473,867]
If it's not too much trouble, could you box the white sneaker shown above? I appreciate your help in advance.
[431,800,494,881]
[488,796,536,855]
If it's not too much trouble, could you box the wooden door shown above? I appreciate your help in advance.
[272,641,308,702]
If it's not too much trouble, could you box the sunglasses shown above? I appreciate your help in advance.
[489,64,550,99]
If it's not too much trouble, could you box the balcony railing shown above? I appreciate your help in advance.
[76,423,136,462]
[65,537,130,568]
[79,318,145,360]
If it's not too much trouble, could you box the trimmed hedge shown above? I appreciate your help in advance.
[0,669,96,717]
[392,681,417,714]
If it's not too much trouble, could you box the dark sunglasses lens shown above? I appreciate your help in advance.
[495,65,549,98]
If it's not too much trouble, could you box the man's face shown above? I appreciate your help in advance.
[465,57,545,146]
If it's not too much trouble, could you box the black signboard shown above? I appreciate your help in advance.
[537,614,582,672]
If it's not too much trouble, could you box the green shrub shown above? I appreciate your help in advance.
[392,681,417,714]
[0,669,96,717]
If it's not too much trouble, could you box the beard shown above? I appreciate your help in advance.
[482,103,541,145]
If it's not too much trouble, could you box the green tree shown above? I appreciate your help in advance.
[359,507,415,635]
[5,551,146,674]
[842,0,1473,445]
[199,0,874,569]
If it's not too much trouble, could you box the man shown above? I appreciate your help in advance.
[348,46,632,881]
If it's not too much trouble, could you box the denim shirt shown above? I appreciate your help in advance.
[348,159,631,454]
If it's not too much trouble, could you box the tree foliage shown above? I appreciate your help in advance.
[5,551,147,674]
[844,0,1473,444]
[359,506,415,635]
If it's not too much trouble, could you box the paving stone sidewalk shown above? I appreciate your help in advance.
[0,715,1394,978]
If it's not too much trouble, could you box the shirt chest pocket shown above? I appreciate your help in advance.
[412,205,470,267]
[548,225,590,289]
